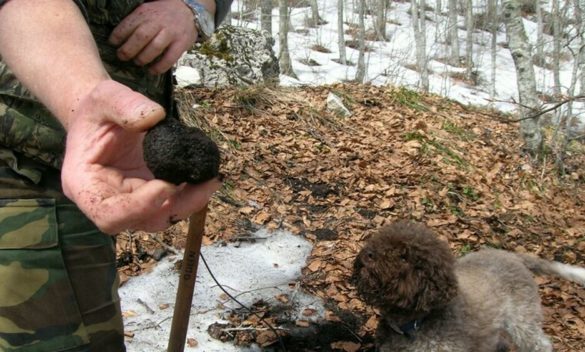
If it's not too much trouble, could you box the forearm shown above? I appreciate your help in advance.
[0,0,109,130]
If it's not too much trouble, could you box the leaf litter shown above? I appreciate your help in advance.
[117,83,585,351]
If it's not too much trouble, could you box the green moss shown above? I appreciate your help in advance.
[390,87,429,111]
[197,31,234,62]
[442,121,476,141]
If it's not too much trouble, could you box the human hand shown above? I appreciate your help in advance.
[61,80,221,234]
[109,0,197,75]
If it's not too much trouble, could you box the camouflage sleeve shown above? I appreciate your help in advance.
[0,0,7,7]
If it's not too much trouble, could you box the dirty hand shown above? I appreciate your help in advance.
[61,80,221,234]
[109,0,197,75]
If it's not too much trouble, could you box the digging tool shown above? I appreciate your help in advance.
[167,205,208,352]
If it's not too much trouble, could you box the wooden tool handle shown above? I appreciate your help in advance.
[167,205,208,352]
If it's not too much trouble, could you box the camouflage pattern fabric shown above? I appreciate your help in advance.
[0,165,124,352]
[0,0,234,350]
[0,1,150,351]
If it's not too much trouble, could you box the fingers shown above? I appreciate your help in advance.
[109,7,146,48]
[134,29,172,67]
[86,80,165,131]
[83,180,178,234]
[116,25,159,62]
[72,177,221,235]
[109,1,196,73]
[148,40,187,75]
[166,178,222,220]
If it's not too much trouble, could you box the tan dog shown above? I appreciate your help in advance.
[352,221,585,352]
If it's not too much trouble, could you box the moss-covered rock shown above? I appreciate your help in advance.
[177,25,279,87]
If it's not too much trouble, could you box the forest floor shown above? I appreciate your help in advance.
[117,83,585,351]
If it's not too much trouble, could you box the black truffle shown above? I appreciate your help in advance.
[143,118,220,185]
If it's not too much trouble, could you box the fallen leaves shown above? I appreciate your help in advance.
[117,83,585,351]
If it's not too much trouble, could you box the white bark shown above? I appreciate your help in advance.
[338,0,347,65]
[570,0,585,97]
[435,0,442,42]
[375,0,388,41]
[412,0,429,91]
[503,0,542,153]
[579,0,585,95]
[260,0,272,35]
[489,0,497,100]
[355,0,367,82]
[309,0,321,27]
[535,0,544,65]
[278,0,297,79]
[448,0,460,64]
[552,0,562,95]
[465,0,474,80]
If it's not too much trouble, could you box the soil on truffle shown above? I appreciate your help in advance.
[143,117,220,185]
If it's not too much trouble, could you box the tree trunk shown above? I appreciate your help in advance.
[338,0,347,65]
[489,0,497,101]
[579,0,585,96]
[535,0,545,65]
[309,0,321,27]
[412,0,429,91]
[503,0,542,154]
[278,0,297,78]
[570,0,585,97]
[375,0,388,41]
[552,0,562,95]
[261,0,272,35]
[465,0,474,80]
[435,0,442,42]
[355,0,367,82]
[448,0,460,65]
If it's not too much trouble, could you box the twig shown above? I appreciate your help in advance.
[492,95,585,123]
[150,235,179,255]
[137,298,155,314]
[200,253,287,351]
[221,326,288,332]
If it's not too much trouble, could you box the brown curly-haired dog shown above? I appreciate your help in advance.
[352,221,585,352]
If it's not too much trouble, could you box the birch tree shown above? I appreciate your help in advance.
[278,0,297,78]
[435,0,442,42]
[309,0,322,27]
[261,0,272,35]
[489,0,497,100]
[465,0,474,80]
[355,0,367,82]
[503,0,542,154]
[578,0,585,95]
[448,0,460,65]
[552,0,562,95]
[338,0,347,65]
[374,0,388,41]
[535,0,545,66]
[412,0,429,91]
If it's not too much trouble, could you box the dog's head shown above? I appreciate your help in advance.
[352,221,458,316]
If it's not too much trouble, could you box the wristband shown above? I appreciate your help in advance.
[183,0,215,42]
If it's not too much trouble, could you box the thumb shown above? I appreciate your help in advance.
[89,80,165,132]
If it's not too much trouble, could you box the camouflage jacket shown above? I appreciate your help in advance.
[0,0,231,180]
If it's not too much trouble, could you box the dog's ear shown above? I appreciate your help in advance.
[413,246,458,312]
